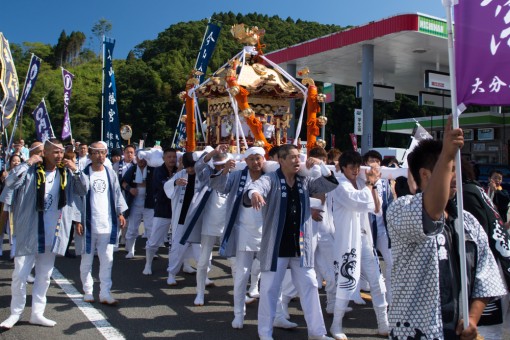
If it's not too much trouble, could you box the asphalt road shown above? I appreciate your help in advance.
[0,236,386,340]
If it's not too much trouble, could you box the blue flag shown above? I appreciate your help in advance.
[102,38,121,151]
[174,120,187,151]
[195,22,221,84]
[32,99,55,142]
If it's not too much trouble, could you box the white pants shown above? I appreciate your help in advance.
[146,217,171,252]
[10,252,56,316]
[258,257,327,338]
[80,233,114,298]
[233,250,257,316]
[315,238,336,297]
[167,224,200,276]
[375,230,393,304]
[196,235,215,294]
[126,206,154,241]
[336,233,387,310]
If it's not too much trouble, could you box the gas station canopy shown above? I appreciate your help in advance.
[267,13,450,97]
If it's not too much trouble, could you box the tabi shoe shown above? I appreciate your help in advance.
[231,315,244,329]
[330,309,348,340]
[29,314,57,327]
[205,278,215,287]
[245,295,256,305]
[182,264,196,274]
[248,289,260,298]
[167,274,177,286]
[27,273,35,283]
[100,295,119,306]
[142,265,152,275]
[352,293,366,305]
[194,293,205,306]
[0,315,20,329]
[273,316,298,329]
[125,252,135,259]
[83,294,95,303]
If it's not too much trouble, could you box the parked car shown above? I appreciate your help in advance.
[475,163,510,191]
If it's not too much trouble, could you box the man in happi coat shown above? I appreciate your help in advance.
[178,145,229,305]
[76,141,128,305]
[329,150,389,339]
[164,152,202,286]
[0,139,86,329]
[122,151,155,258]
[387,117,507,339]
[143,147,178,275]
[245,144,338,340]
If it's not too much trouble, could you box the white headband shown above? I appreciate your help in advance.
[29,144,44,152]
[244,146,265,158]
[43,139,64,150]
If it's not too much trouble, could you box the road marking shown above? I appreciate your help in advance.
[51,268,126,340]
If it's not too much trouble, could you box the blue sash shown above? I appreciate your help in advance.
[219,167,249,257]
[270,168,306,271]
[179,187,213,245]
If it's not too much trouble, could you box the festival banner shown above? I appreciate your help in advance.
[6,54,41,157]
[174,120,187,150]
[195,22,221,84]
[102,37,121,151]
[455,0,510,109]
[32,99,55,142]
[16,54,41,124]
[0,33,19,128]
[61,68,74,140]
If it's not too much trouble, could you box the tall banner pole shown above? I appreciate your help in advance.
[101,35,105,142]
[443,0,469,330]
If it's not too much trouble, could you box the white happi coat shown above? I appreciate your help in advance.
[163,169,202,240]
[330,173,380,300]
[387,193,507,339]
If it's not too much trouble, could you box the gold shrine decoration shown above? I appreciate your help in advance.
[299,67,325,153]
[225,59,272,155]
[306,84,321,152]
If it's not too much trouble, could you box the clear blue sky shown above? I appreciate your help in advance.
[2,0,446,59]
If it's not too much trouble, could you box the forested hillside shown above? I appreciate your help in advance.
[7,12,442,149]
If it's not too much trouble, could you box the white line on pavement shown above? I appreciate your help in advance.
[51,268,126,340]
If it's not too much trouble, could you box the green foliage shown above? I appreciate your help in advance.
[3,12,451,150]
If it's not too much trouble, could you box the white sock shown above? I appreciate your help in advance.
[0,315,20,329]
[29,314,56,327]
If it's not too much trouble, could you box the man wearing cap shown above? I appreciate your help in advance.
[179,145,229,305]
[76,141,127,305]
[245,144,338,340]
[121,151,155,258]
[164,152,202,286]
[0,138,86,329]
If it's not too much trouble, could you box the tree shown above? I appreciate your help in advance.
[91,18,112,55]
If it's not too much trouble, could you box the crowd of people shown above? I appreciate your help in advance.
[0,117,509,340]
